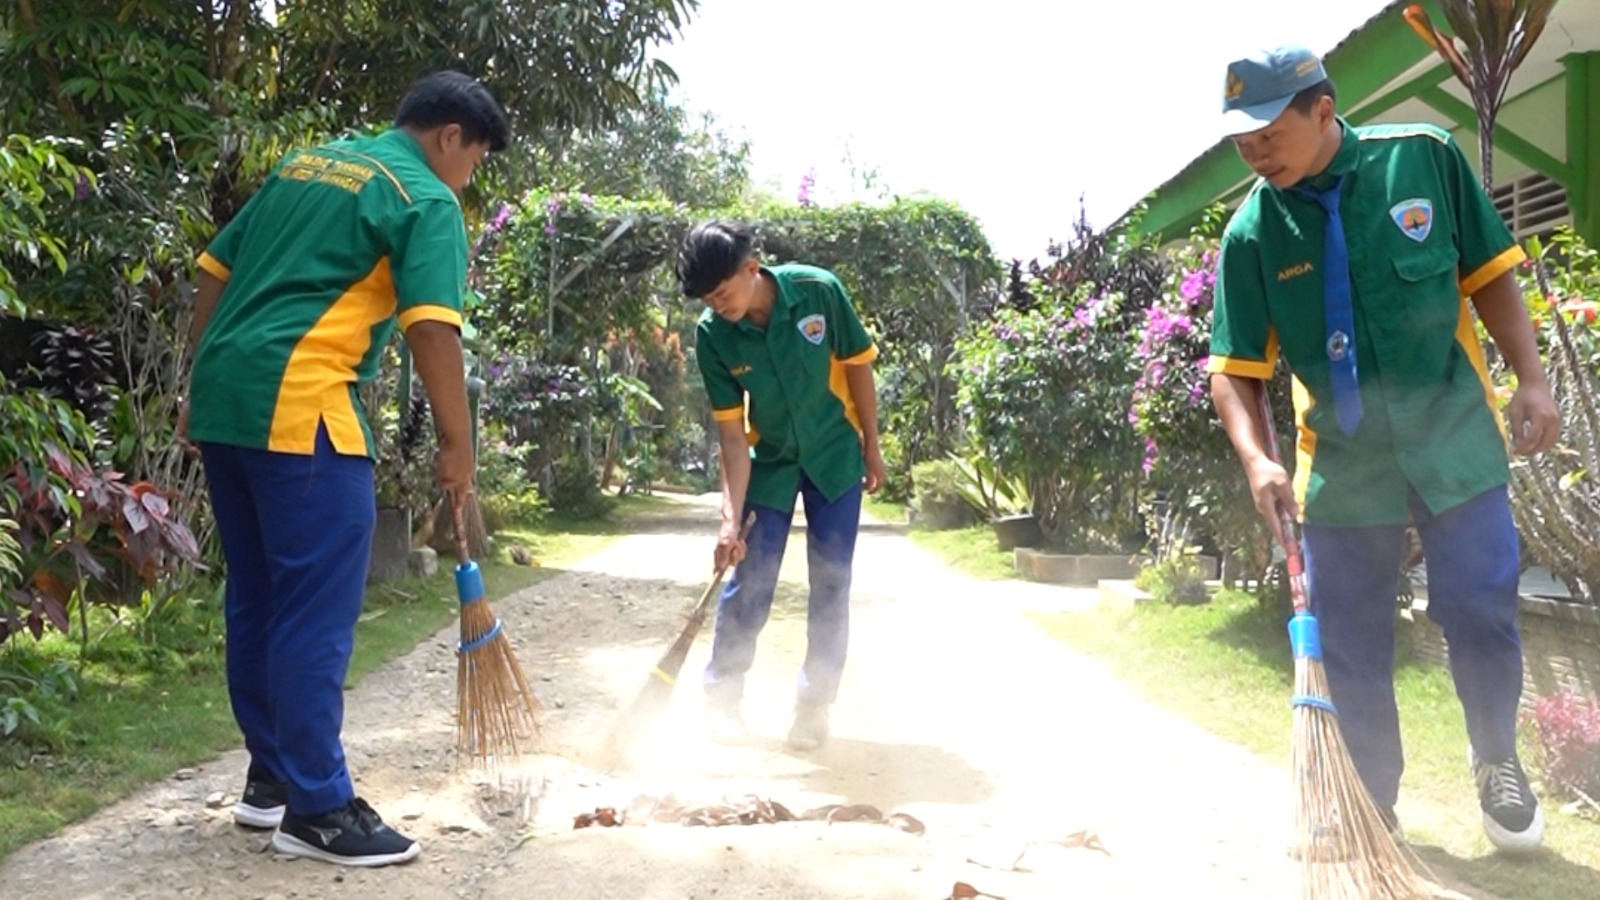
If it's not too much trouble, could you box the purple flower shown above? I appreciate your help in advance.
[545,197,562,214]
[579,193,594,207]
[1142,437,1159,474]
[544,221,558,237]
[1180,269,1207,304]
[1188,379,1207,406]
[488,203,513,232]
[797,168,817,207]
[74,173,91,201]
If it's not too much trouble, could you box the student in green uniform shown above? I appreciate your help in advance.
[179,71,508,867]
[675,221,886,751]
[1206,44,1560,853]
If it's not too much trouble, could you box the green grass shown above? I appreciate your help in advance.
[864,499,1019,582]
[0,499,654,862]
[905,524,1018,581]
[863,497,908,525]
[1029,590,1600,899]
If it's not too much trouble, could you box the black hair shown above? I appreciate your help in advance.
[394,71,511,153]
[1287,79,1338,116]
[676,221,754,298]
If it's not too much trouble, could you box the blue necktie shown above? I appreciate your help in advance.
[1296,176,1363,437]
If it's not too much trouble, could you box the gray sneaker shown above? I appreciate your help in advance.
[786,704,829,751]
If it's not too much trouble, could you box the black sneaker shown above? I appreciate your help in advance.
[271,798,421,867]
[233,769,288,829]
[1471,749,1545,855]
[1376,803,1402,840]
[786,704,829,751]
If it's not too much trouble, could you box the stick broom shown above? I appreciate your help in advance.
[1256,386,1434,898]
[604,511,756,761]
[453,500,540,767]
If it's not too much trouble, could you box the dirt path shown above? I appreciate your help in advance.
[0,494,1489,899]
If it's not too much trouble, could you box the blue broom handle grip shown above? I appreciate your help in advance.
[456,560,484,605]
[1288,611,1321,660]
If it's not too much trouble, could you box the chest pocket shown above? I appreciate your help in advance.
[1392,242,1457,281]
[1391,241,1461,335]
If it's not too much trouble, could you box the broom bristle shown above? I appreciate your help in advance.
[457,597,541,767]
[1292,656,1437,899]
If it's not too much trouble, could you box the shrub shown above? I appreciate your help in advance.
[1129,208,1295,586]
[1135,557,1210,606]
[546,457,615,520]
[953,291,1143,552]
[876,430,914,505]
[481,487,548,533]
[1529,689,1600,804]
[911,459,977,530]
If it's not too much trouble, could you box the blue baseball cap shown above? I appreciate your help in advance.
[1221,44,1329,136]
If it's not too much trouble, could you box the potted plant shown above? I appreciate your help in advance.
[367,360,435,584]
[949,452,1041,550]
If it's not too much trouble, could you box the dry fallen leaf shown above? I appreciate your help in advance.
[572,807,623,829]
[945,881,1005,900]
[886,812,927,835]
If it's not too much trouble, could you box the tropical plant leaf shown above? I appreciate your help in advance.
[1404,1,1559,192]
[1405,5,1474,86]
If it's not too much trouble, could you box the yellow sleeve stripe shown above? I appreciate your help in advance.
[198,252,230,281]
[1206,329,1278,380]
[838,344,879,366]
[712,406,745,422]
[1206,355,1275,379]
[1459,245,1526,298]
[398,305,464,332]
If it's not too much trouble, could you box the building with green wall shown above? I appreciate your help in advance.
[1133,0,1600,246]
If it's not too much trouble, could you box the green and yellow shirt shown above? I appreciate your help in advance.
[1208,120,1524,526]
[696,264,879,513]
[190,129,469,457]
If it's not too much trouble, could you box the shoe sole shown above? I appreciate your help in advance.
[270,830,421,867]
[1483,805,1546,856]
[233,803,285,829]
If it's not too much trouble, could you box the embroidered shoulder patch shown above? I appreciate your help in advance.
[1390,198,1433,242]
[797,313,826,345]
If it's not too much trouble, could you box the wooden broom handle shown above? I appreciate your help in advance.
[694,511,758,614]
[1255,384,1311,614]
[451,493,470,567]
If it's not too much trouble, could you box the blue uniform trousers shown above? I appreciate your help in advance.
[1302,485,1525,806]
[705,475,861,710]
[199,423,374,816]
